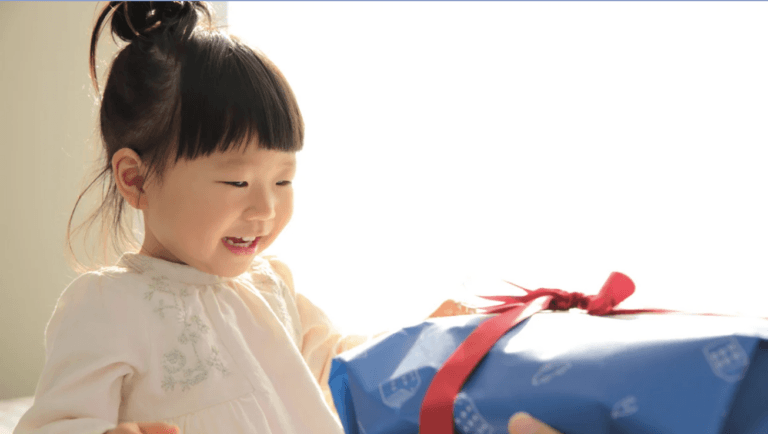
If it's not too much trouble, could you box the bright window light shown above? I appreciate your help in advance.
[229,2,768,335]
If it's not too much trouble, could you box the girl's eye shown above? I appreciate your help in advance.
[224,181,292,187]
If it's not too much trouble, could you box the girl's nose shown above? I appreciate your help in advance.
[245,188,276,220]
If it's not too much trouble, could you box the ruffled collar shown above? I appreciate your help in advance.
[116,252,249,286]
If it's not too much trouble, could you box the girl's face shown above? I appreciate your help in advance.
[114,145,296,277]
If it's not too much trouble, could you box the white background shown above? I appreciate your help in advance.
[229,2,768,335]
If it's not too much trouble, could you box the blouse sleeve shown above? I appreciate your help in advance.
[14,273,146,434]
[265,258,374,417]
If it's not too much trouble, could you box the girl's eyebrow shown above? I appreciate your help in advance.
[215,158,296,169]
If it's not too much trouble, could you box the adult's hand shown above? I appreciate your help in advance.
[508,412,562,434]
[427,299,476,318]
[104,422,179,434]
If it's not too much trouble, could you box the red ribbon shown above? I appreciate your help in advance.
[418,272,639,433]
[480,271,636,316]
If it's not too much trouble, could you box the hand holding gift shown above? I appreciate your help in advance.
[508,413,562,434]
[427,299,477,318]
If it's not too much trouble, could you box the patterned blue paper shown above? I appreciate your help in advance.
[329,312,768,434]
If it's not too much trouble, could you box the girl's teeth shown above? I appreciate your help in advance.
[226,236,256,242]
[225,238,253,247]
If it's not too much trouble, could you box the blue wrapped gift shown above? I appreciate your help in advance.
[329,274,768,434]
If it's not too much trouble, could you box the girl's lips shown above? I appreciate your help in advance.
[222,237,260,255]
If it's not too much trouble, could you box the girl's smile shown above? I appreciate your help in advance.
[221,236,260,255]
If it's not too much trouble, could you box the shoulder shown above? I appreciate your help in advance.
[44,270,149,356]
[54,270,121,310]
[49,265,154,331]
[56,267,146,308]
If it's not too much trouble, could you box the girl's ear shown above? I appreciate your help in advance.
[113,148,148,210]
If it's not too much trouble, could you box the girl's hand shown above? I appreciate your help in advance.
[105,422,180,434]
[508,413,562,434]
[427,299,476,318]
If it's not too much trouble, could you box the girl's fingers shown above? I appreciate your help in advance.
[136,422,180,434]
[508,412,562,434]
[428,299,476,318]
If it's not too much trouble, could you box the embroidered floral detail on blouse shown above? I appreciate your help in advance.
[251,269,292,326]
[144,275,230,392]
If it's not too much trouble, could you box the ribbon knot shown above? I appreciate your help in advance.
[546,290,590,311]
[478,272,635,316]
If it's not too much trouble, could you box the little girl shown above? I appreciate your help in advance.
[13,2,471,434]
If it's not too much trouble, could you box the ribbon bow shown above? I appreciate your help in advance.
[478,271,636,316]
[419,272,636,433]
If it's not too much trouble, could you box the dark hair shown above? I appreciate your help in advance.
[66,1,304,273]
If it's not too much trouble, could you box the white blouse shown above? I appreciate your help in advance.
[14,253,370,434]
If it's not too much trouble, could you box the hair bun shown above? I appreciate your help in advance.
[109,1,205,44]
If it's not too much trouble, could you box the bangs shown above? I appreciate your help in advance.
[174,34,304,162]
